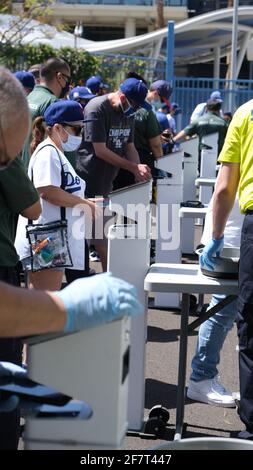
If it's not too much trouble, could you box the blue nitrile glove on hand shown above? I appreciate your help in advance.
[54,272,144,333]
[200,235,224,271]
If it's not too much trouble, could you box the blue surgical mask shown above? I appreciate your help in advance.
[61,130,82,152]
[119,98,137,117]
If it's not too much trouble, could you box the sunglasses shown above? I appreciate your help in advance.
[58,72,72,83]
[62,125,83,136]
[0,119,12,171]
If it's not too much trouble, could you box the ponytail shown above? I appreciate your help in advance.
[30,116,47,155]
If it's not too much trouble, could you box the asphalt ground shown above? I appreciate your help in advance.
[88,226,243,451]
[123,226,242,450]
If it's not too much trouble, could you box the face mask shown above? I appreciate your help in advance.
[61,130,82,152]
[119,98,137,118]
[59,81,71,99]
[152,98,162,111]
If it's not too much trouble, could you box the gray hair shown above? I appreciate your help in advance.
[0,66,29,133]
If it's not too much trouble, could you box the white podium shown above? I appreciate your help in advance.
[154,151,183,308]
[108,180,152,431]
[24,318,130,449]
[199,133,218,206]
[180,137,199,254]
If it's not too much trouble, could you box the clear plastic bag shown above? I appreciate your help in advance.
[26,220,73,272]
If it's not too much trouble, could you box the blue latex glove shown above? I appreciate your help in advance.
[54,272,144,333]
[200,235,224,271]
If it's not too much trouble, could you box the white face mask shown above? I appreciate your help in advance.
[61,129,82,152]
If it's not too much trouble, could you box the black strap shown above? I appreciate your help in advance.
[29,144,66,223]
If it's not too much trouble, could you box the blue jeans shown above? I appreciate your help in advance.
[190,294,237,382]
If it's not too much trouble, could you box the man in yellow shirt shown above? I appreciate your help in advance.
[200,99,253,440]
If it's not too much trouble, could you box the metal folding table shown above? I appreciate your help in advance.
[144,263,238,441]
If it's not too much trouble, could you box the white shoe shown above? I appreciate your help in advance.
[89,251,100,262]
[187,375,236,408]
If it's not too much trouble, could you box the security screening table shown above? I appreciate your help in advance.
[195,177,216,188]
[144,263,238,440]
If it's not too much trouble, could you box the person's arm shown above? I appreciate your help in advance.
[38,186,99,219]
[0,157,41,217]
[148,136,163,158]
[93,142,137,172]
[0,273,143,337]
[173,129,187,144]
[0,282,66,337]
[212,163,240,239]
[21,200,41,219]
[125,142,151,182]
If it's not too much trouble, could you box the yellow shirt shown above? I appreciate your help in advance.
[218,99,253,213]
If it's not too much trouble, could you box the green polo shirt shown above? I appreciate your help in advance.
[134,108,161,155]
[184,111,228,155]
[0,158,39,266]
[22,85,58,170]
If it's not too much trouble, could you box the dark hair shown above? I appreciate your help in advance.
[30,116,48,155]
[28,64,41,79]
[40,57,70,82]
[206,101,222,112]
[125,71,147,85]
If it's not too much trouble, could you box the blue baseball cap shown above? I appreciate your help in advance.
[15,71,35,90]
[171,102,182,115]
[155,111,170,132]
[150,80,173,105]
[69,86,96,101]
[210,90,223,102]
[120,78,151,110]
[86,75,109,94]
[44,100,94,126]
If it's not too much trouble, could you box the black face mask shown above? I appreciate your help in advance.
[59,80,71,99]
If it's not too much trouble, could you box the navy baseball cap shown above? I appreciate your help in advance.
[171,102,182,115]
[69,86,96,101]
[15,71,35,90]
[150,80,173,105]
[86,75,109,94]
[44,100,94,126]
[120,78,151,110]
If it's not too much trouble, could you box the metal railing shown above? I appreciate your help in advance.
[55,0,187,5]
[94,53,253,128]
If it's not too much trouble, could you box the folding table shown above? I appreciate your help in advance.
[144,263,238,440]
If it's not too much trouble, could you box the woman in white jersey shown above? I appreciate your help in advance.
[15,100,99,290]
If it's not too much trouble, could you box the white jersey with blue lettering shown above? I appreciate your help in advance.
[15,138,86,270]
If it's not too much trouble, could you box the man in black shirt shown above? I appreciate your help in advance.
[76,78,152,270]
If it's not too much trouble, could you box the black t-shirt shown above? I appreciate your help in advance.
[76,95,134,197]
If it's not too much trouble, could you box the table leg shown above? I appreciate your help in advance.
[174,292,189,441]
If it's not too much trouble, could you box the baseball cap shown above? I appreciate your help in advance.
[210,90,223,102]
[86,75,109,94]
[150,80,173,104]
[120,78,151,110]
[69,86,96,101]
[155,111,170,132]
[15,71,35,90]
[44,100,93,126]
[206,98,223,107]
[171,102,182,115]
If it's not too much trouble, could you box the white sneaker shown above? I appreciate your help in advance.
[187,375,236,408]
[89,251,100,262]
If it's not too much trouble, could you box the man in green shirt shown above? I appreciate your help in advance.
[0,68,41,449]
[174,99,228,166]
[22,57,71,169]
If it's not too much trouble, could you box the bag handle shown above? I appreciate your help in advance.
[30,144,66,223]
